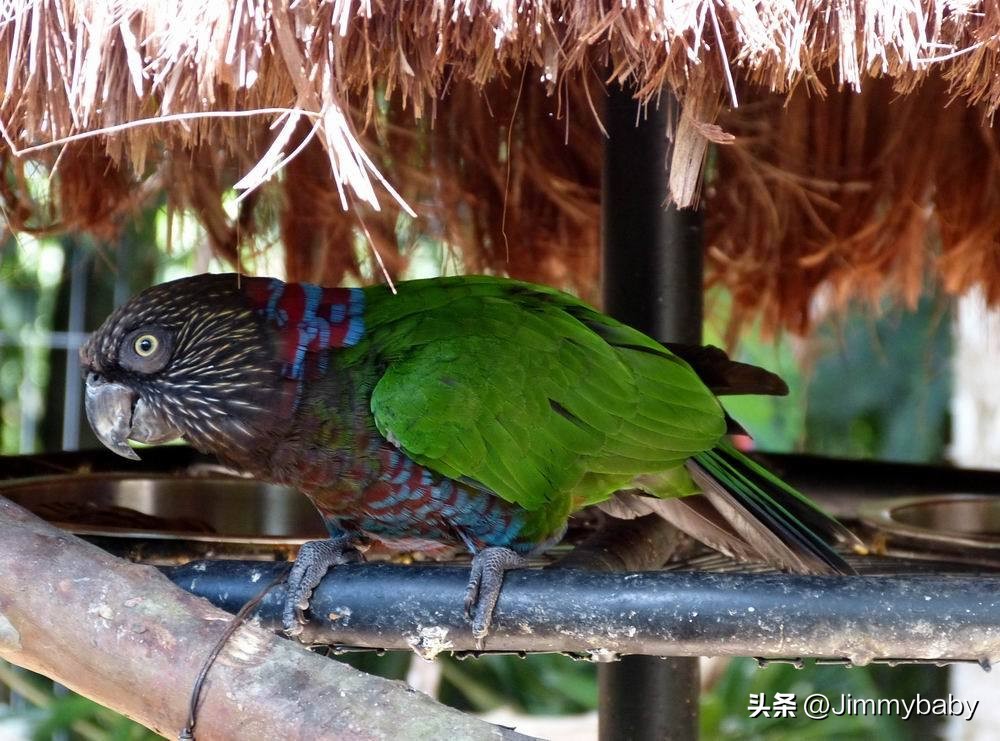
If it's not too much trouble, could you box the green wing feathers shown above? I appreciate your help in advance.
[355,276,855,574]
[357,277,726,521]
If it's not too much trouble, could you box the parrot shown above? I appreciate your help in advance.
[80,273,861,643]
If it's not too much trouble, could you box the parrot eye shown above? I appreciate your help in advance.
[134,334,158,357]
[120,328,171,374]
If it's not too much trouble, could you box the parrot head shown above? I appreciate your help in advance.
[80,274,281,460]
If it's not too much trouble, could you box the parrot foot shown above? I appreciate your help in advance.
[463,547,528,648]
[282,535,361,637]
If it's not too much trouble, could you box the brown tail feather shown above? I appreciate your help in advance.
[686,467,842,574]
[597,492,779,567]
[598,488,845,575]
[664,343,789,396]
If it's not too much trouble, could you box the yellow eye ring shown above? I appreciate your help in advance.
[134,334,159,357]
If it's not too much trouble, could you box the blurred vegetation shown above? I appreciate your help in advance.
[0,193,954,738]
[700,660,947,740]
[0,663,157,740]
[803,297,951,463]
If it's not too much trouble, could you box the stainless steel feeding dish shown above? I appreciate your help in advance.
[859,494,1000,567]
[0,473,326,560]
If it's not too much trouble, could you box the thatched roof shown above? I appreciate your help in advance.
[3,1,1000,331]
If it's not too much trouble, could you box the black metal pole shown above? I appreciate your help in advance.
[599,85,703,741]
[601,92,703,342]
[600,656,699,740]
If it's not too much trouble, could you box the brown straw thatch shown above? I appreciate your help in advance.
[3,1,1000,331]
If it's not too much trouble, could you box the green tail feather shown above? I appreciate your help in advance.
[691,440,859,575]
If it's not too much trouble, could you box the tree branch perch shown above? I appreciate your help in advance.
[0,495,531,740]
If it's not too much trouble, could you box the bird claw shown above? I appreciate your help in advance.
[463,547,527,649]
[463,569,481,621]
[463,595,474,622]
[282,535,359,638]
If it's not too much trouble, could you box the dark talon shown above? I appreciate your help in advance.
[463,555,484,620]
[282,535,358,637]
[463,547,528,648]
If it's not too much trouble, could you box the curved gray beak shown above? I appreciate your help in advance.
[84,375,140,460]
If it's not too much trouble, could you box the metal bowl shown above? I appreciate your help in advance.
[0,473,326,560]
[859,494,1000,566]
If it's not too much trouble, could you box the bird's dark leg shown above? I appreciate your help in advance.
[463,546,528,648]
[283,534,362,636]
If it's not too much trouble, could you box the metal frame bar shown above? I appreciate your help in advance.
[61,243,90,451]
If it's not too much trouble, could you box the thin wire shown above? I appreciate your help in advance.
[179,564,291,741]
[500,65,528,265]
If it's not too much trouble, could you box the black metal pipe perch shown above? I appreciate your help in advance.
[163,561,1000,665]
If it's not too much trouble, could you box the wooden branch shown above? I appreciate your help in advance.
[0,496,533,740]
